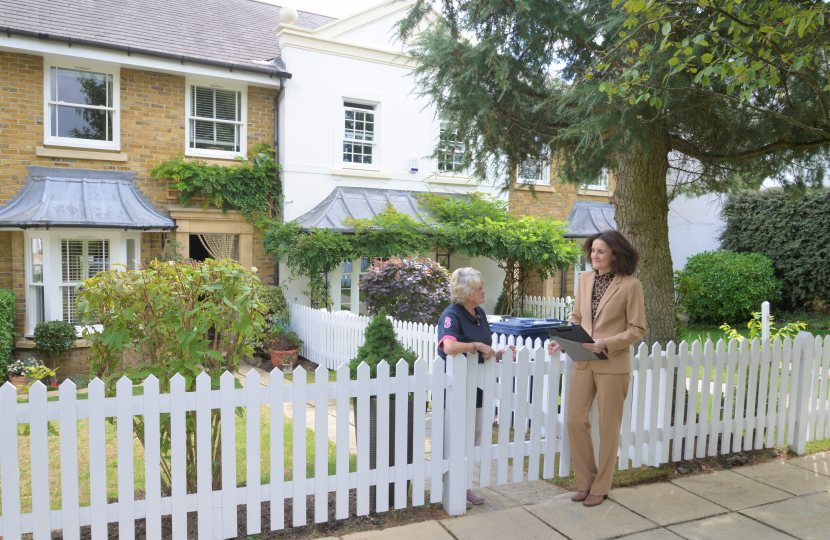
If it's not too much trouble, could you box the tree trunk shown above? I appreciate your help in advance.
[613,132,677,347]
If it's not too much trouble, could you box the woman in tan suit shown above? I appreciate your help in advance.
[547,230,646,507]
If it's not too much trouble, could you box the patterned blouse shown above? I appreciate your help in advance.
[591,270,616,321]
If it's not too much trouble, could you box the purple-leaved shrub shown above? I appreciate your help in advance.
[359,257,450,324]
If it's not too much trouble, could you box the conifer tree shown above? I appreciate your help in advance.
[397,0,830,345]
[348,308,418,379]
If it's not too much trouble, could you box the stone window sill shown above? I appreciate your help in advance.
[36,145,128,162]
[16,338,92,350]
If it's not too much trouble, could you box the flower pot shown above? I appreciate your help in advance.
[270,350,298,370]
[8,376,28,394]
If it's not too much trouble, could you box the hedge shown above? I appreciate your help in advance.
[676,250,780,325]
[719,189,830,309]
[0,288,16,372]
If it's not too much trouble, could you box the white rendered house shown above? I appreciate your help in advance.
[275,2,506,314]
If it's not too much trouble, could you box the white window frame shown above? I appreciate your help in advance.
[341,101,378,170]
[43,59,121,150]
[184,77,248,159]
[583,168,611,191]
[23,229,140,336]
[436,123,467,175]
[333,88,383,171]
[332,257,371,315]
[517,157,551,185]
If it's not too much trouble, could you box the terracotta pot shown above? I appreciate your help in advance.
[270,350,298,370]
[8,376,28,393]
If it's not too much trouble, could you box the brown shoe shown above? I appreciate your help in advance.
[583,494,608,507]
[571,490,590,502]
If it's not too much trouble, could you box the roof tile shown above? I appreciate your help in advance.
[0,0,337,71]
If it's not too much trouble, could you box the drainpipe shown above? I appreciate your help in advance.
[560,264,567,298]
[273,76,286,286]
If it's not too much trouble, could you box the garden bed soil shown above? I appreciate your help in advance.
[50,490,447,540]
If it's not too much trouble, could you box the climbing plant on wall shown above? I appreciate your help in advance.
[150,142,281,222]
[263,193,581,312]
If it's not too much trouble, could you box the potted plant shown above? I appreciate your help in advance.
[5,356,55,394]
[263,326,303,372]
[6,358,29,392]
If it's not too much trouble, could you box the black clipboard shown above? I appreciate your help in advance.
[546,325,608,361]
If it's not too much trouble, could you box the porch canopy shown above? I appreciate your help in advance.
[0,166,175,230]
[564,200,616,238]
[293,186,440,232]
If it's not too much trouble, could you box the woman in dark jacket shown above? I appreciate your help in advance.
[437,267,514,508]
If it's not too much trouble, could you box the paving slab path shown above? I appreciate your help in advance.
[312,451,830,540]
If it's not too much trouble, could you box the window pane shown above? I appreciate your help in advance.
[52,105,112,141]
[30,286,44,326]
[342,260,353,273]
[62,285,80,324]
[191,119,240,151]
[360,257,371,272]
[86,240,110,277]
[107,74,113,108]
[62,239,83,283]
[215,89,239,121]
[55,68,108,106]
[192,86,240,122]
[31,238,43,283]
[194,86,214,118]
[126,239,136,271]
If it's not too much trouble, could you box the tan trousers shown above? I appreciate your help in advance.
[566,364,631,496]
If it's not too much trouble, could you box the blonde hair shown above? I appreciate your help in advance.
[450,267,484,304]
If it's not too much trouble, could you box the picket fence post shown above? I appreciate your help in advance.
[791,332,814,455]
[443,353,468,516]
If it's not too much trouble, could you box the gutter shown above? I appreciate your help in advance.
[4,223,176,230]
[4,27,293,80]
[273,76,286,286]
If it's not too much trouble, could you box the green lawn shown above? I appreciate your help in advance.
[682,321,830,346]
[0,403,355,514]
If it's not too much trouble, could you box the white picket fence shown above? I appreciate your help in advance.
[289,302,439,370]
[522,295,573,320]
[2,335,829,538]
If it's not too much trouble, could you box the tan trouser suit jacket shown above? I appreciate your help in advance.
[566,271,646,495]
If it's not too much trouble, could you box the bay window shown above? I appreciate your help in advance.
[24,231,140,335]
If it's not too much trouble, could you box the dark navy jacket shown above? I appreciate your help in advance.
[436,303,492,364]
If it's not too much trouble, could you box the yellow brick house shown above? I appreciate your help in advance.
[0,0,335,376]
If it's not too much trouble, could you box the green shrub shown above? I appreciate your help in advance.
[259,284,290,327]
[676,250,781,325]
[348,308,417,379]
[77,258,265,494]
[33,320,77,359]
[0,288,15,377]
[720,189,830,309]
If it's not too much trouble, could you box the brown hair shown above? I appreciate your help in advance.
[583,230,639,276]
